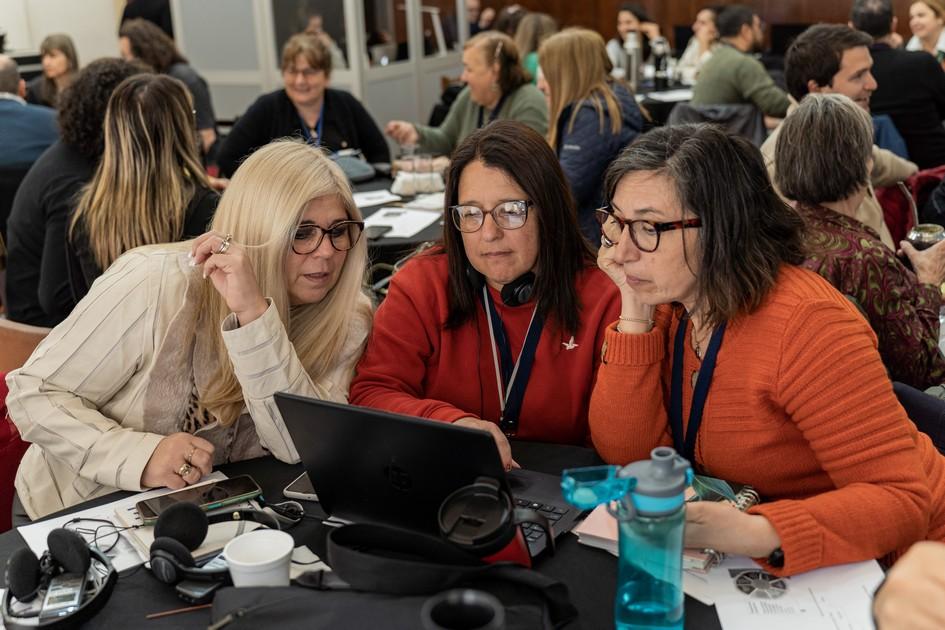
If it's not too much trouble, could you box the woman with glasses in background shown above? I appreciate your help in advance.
[350,121,619,468]
[217,33,388,178]
[7,140,373,521]
[589,123,945,576]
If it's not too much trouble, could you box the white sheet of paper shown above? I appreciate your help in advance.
[17,472,227,572]
[405,192,446,211]
[363,206,441,238]
[705,556,883,630]
[646,88,694,102]
[352,189,401,208]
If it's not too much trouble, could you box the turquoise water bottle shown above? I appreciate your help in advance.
[561,447,692,630]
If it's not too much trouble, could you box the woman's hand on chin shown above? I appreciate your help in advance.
[598,243,654,332]
[190,231,268,326]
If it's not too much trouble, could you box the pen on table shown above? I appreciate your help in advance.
[145,603,213,619]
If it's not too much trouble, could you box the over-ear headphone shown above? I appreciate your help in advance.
[5,529,90,602]
[148,502,280,585]
[3,529,117,629]
[465,264,536,308]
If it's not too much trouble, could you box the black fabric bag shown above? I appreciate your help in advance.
[209,523,578,629]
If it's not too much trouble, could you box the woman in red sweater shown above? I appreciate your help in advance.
[350,121,620,467]
[589,123,945,576]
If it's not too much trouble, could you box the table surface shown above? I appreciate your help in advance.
[0,442,722,629]
[358,177,443,263]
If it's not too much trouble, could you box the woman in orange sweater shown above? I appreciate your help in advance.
[589,123,945,576]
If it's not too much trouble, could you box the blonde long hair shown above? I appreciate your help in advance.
[513,12,557,58]
[198,140,372,425]
[70,73,209,271]
[539,28,624,148]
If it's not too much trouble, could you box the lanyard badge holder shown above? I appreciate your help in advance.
[482,286,544,436]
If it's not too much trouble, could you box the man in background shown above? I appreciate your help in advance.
[852,0,945,169]
[762,23,917,249]
[691,4,790,117]
[0,55,57,170]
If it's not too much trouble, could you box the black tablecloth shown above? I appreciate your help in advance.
[0,442,721,629]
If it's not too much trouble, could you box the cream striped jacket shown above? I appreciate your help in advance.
[7,247,371,519]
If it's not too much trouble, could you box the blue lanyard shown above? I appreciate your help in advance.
[298,101,325,147]
[476,92,509,129]
[669,314,726,464]
[482,286,544,435]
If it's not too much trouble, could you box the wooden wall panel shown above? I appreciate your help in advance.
[488,0,916,49]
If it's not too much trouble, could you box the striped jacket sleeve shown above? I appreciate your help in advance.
[6,252,165,492]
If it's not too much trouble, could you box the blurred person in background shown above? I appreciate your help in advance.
[386,31,547,156]
[25,34,79,109]
[119,18,218,155]
[538,28,644,242]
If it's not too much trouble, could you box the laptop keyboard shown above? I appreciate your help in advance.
[515,497,571,547]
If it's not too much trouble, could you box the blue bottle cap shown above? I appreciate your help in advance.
[620,447,692,516]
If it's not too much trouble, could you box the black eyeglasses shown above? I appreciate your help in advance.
[595,206,702,252]
[292,220,364,255]
[450,200,531,233]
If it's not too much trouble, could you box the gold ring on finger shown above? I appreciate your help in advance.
[186,446,196,465]
[216,234,233,255]
[178,463,193,477]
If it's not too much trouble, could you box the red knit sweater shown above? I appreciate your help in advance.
[350,253,621,444]
[589,265,945,576]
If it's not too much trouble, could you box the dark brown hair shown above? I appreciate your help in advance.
[119,18,186,73]
[36,33,79,106]
[443,120,595,334]
[604,124,806,328]
[465,31,529,95]
[784,24,873,102]
[58,57,149,159]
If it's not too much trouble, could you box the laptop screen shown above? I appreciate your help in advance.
[274,393,508,534]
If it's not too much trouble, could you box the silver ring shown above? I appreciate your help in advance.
[177,463,193,478]
[216,234,232,255]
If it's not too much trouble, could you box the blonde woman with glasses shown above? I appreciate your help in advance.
[67,73,219,303]
[6,140,372,521]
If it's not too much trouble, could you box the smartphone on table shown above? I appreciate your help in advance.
[283,472,318,502]
[364,225,392,241]
[136,475,262,525]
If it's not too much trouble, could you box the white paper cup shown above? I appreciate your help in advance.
[223,529,294,587]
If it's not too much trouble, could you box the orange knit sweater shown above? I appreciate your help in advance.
[589,265,945,576]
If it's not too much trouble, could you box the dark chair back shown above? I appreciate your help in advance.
[894,382,945,455]
[0,165,31,243]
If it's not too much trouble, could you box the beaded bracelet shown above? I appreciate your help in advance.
[618,315,655,326]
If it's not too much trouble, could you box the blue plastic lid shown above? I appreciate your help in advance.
[621,447,692,516]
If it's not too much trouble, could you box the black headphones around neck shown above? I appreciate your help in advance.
[148,502,280,586]
[465,264,536,308]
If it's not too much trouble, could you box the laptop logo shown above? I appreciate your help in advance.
[384,462,413,492]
